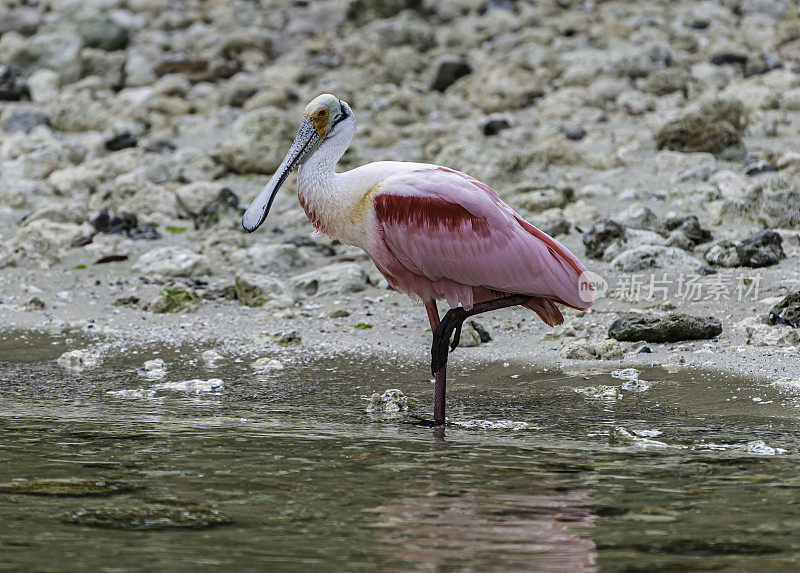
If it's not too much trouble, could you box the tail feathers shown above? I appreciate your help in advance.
[524,297,564,327]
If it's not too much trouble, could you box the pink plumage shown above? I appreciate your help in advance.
[369,167,591,326]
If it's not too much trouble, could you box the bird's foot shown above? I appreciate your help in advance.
[430,308,466,375]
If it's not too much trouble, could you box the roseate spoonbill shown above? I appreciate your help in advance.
[243,94,594,426]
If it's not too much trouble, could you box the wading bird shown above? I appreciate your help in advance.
[243,94,593,426]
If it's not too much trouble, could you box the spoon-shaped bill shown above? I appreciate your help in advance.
[242,117,320,233]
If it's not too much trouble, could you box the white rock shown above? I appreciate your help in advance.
[57,349,102,371]
[201,350,226,367]
[217,107,297,174]
[228,243,308,275]
[27,69,60,103]
[133,247,211,277]
[610,245,697,272]
[291,262,368,297]
[251,358,284,371]
[234,273,295,307]
[0,220,93,268]
[154,379,224,393]
[365,389,408,413]
[138,358,167,379]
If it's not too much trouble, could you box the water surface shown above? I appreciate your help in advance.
[1,331,799,571]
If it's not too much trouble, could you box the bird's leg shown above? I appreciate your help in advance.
[428,294,532,426]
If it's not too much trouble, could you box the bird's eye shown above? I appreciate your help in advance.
[316,109,328,118]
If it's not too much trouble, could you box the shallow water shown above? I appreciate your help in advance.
[2,331,800,572]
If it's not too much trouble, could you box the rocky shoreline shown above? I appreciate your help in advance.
[1,0,800,386]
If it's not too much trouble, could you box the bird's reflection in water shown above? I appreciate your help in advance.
[368,481,597,572]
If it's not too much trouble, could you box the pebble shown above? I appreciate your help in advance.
[57,349,102,371]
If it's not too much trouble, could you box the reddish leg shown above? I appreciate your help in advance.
[426,295,531,426]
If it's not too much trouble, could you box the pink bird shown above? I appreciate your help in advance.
[243,94,594,425]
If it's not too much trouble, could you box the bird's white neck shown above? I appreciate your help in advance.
[296,118,357,239]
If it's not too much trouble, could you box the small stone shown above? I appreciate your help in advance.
[77,17,130,51]
[705,230,785,268]
[57,349,102,371]
[105,133,137,152]
[608,313,722,343]
[194,188,241,230]
[252,358,284,371]
[661,215,712,246]
[656,99,746,157]
[562,125,586,141]
[134,248,210,278]
[610,245,696,272]
[22,296,45,311]
[138,358,166,379]
[583,219,625,260]
[768,292,800,328]
[0,64,30,101]
[217,107,297,174]
[152,379,223,394]
[201,350,226,367]
[737,230,785,268]
[365,389,408,414]
[255,331,302,347]
[558,338,623,360]
[234,273,294,307]
[328,309,351,318]
[482,116,510,136]
[745,323,799,347]
[91,209,138,235]
[431,57,472,92]
[112,295,140,307]
[291,263,368,297]
[153,55,209,76]
[147,285,200,313]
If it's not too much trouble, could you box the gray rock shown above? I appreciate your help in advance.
[217,107,296,174]
[0,31,82,83]
[194,188,242,230]
[513,185,574,213]
[0,64,29,101]
[147,285,200,313]
[451,63,544,113]
[656,99,747,157]
[133,247,211,277]
[642,67,690,96]
[611,245,697,272]
[583,219,625,260]
[704,241,742,267]
[348,0,423,26]
[621,205,658,231]
[721,178,800,229]
[661,215,712,246]
[0,220,93,268]
[737,230,785,268]
[768,292,800,328]
[234,273,294,307]
[291,262,368,297]
[705,230,785,268]
[558,338,623,360]
[609,313,722,342]
[77,17,130,51]
[229,243,308,275]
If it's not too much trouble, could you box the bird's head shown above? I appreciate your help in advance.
[242,93,352,232]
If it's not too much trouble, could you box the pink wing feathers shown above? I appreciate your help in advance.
[372,167,592,322]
